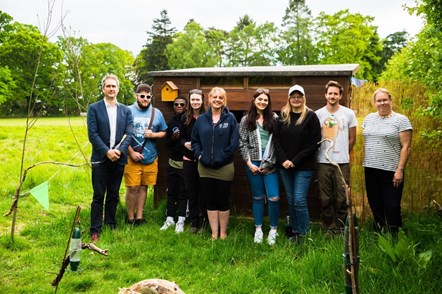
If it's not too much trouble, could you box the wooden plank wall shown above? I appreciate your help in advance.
[151,75,351,220]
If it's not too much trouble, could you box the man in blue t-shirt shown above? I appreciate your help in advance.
[124,84,167,225]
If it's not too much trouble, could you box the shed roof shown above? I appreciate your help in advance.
[148,64,360,77]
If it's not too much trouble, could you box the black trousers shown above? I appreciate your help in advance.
[165,164,187,218]
[90,160,124,235]
[183,160,206,227]
[364,167,404,232]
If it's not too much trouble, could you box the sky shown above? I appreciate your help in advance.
[2,0,424,56]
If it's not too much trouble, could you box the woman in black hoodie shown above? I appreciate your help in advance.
[180,89,206,233]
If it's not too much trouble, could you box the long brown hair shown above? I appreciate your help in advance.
[184,89,205,126]
[244,88,275,133]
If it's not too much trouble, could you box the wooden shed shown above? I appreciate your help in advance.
[147,64,359,219]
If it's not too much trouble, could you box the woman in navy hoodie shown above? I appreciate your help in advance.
[191,87,240,240]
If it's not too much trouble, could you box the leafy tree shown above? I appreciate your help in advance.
[278,0,318,65]
[78,42,135,104]
[0,66,15,105]
[372,31,409,79]
[382,25,442,116]
[380,0,441,141]
[0,20,63,116]
[136,9,176,83]
[0,10,13,42]
[225,15,279,66]
[165,20,220,69]
[412,0,442,28]
[314,9,382,81]
[204,27,229,67]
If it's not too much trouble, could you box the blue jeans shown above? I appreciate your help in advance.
[279,168,313,235]
[246,161,280,228]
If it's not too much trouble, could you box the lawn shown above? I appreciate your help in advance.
[0,117,441,293]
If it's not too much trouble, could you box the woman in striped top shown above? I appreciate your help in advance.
[362,88,413,234]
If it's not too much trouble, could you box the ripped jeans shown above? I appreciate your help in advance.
[246,161,280,228]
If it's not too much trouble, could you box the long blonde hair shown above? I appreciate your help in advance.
[280,94,309,125]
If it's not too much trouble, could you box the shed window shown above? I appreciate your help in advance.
[200,76,243,88]
[248,76,293,87]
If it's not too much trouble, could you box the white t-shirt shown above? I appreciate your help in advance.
[362,112,412,172]
[316,106,358,164]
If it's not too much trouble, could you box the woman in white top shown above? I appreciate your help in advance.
[362,88,412,234]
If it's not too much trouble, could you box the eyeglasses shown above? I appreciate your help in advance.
[138,94,152,99]
[189,89,203,95]
[289,95,304,100]
[174,103,186,107]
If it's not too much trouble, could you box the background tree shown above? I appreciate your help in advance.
[278,0,318,65]
[314,9,382,81]
[379,0,441,141]
[225,15,278,66]
[136,9,176,83]
[204,27,228,67]
[165,20,220,69]
[0,67,15,106]
[0,19,63,116]
[372,31,409,80]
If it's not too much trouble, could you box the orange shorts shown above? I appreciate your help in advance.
[124,157,158,186]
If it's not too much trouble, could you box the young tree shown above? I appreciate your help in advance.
[278,0,318,65]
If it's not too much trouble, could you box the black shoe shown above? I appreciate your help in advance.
[135,219,145,226]
[189,226,199,233]
[289,233,305,244]
[126,218,135,225]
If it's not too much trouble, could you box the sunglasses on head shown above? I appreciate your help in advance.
[256,88,269,94]
[189,89,203,95]
[174,102,185,107]
[138,94,152,99]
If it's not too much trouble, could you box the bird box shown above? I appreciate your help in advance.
[160,81,179,102]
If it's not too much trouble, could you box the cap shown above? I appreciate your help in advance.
[288,85,305,96]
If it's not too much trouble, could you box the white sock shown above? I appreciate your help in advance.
[178,216,186,223]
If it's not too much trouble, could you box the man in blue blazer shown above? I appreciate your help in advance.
[87,74,133,243]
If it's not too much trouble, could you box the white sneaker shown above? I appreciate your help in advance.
[160,217,175,230]
[254,229,263,243]
[267,229,278,246]
[175,221,185,233]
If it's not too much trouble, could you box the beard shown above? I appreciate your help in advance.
[137,100,150,110]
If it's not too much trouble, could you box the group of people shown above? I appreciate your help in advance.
[87,74,412,244]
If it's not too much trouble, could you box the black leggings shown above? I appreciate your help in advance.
[200,177,232,211]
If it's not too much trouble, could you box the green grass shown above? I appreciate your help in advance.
[1,117,441,293]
